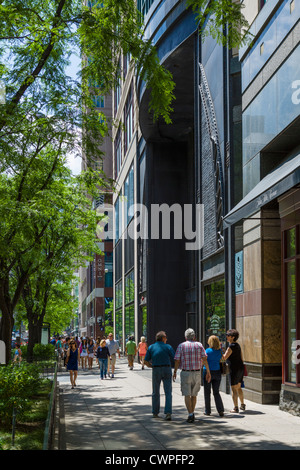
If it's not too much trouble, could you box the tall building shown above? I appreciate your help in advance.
[113,0,241,367]
[224,0,300,410]
[78,0,114,339]
[113,50,140,350]
[113,0,300,414]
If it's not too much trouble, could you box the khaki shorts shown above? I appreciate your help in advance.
[180,370,201,396]
[108,354,116,366]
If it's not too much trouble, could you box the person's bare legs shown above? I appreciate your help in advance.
[185,396,197,414]
[231,383,244,411]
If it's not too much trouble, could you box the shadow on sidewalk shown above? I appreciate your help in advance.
[57,381,296,451]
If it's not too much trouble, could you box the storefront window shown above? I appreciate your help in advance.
[204,279,226,350]
[125,270,134,304]
[125,270,135,341]
[141,305,147,338]
[284,225,300,385]
[287,260,297,383]
[115,308,123,349]
[115,280,122,309]
[125,304,135,340]
[286,227,296,258]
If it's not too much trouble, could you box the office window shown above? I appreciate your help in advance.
[123,53,131,79]
[114,58,121,115]
[115,128,122,178]
[124,165,134,226]
[137,0,156,16]
[124,83,134,155]
[105,251,113,287]
[92,95,105,108]
[115,196,122,242]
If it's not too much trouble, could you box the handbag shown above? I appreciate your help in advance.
[220,360,230,375]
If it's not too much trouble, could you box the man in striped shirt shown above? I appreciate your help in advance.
[173,328,211,422]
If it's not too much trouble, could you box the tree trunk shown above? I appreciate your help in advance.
[27,314,43,362]
[0,301,14,364]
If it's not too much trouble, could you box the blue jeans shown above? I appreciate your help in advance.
[203,369,224,414]
[98,358,108,378]
[152,366,172,415]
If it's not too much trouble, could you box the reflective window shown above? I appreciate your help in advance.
[242,46,300,167]
[137,0,156,17]
[115,308,123,347]
[204,279,226,350]
[283,225,300,385]
[115,281,123,309]
[92,95,105,108]
[242,0,300,91]
[124,84,134,154]
[115,128,122,178]
[115,196,123,242]
[124,165,134,226]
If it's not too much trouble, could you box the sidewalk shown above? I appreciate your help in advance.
[54,357,300,452]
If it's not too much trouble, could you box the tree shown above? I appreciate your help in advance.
[0,0,176,362]
[186,0,251,49]
[17,169,102,360]
[2,157,103,362]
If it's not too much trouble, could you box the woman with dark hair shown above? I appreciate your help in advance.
[66,339,80,389]
[223,329,245,413]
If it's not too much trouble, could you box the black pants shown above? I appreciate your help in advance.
[203,370,224,414]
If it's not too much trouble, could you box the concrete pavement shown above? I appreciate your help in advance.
[54,357,300,454]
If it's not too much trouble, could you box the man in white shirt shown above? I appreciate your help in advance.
[106,333,121,378]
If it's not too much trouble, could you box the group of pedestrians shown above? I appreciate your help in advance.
[53,327,245,420]
[144,328,245,422]
[52,333,121,388]
[125,336,148,370]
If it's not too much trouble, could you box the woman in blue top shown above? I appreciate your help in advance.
[96,339,111,379]
[203,335,224,416]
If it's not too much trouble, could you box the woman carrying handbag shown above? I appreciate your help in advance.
[223,329,246,413]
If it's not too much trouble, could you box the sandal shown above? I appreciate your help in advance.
[240,404,246,411]
[230,406,239,413]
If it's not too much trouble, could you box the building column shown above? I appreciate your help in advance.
[236,209,282,404]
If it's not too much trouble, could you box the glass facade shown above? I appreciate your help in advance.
[137,0,156,17]
[242,46,300,194]
[242,0,300,92]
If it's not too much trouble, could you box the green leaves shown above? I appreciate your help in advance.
[186,0,251,49]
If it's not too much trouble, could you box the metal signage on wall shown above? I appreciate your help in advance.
[235,251,244,294]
